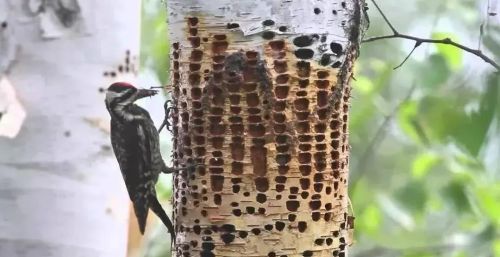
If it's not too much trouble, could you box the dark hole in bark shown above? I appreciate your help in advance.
[300,178,310,190]
[275,221,285,231]
[274,86,289,99]
[256,193,267,203]
[293,35,314,47]
[191,50,203,61]
[188,17,199,26]
[330,42,342,56]
[221,233,235,244]
[262,19,275,26]
[211,176,224,192]
[299,165,312,176]
[189,37,201,48]
[262,31,276,40]
[255,177,269,192]
[231,162,243,175]
[295,49,314,59]
[298,221,307,232]
[212,41,228,54]
[226,23,239,29]
[214,34,227,40]
[273,61,288,74]
[294,98,309,111]
[298,152,312,164]
[286,200,300,211]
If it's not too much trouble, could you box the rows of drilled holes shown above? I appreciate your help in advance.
[172,41,180,168]
[175,17,353,257]
[176,18,194,246]
[225,53,247,221]
[226,52,244,179]
[244,50,269,199]
[313,69,334,222]
[187,16,205,211]
[293,37,321,222]
[208,32,228,204]
[337,84,351,257]
[329,77,347,201]
[171,38,181,240]
[184,17,206,257]
[226,53,245,216]
[269,40,290,211]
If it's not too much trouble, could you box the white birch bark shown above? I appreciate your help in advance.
[0,0,141,256]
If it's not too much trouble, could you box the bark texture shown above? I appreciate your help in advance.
[166,1,362,256]
[0,1,140,256]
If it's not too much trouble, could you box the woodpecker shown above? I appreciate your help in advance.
[104,82,181,240]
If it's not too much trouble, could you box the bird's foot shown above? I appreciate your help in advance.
[163,163,204,174]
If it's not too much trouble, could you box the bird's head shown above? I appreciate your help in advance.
[105,82,158,107]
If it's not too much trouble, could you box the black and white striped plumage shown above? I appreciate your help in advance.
[104,82,176,239]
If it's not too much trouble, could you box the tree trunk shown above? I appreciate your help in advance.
[0,1,140,256]
[166,1,362,256]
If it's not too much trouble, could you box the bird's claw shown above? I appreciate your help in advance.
[158,100,176,133]
[163,163,204,174]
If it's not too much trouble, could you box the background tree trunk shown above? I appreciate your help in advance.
[0,1,141,256]
[166,1,362,257]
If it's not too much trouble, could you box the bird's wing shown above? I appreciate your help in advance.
[110,119,151,234]
[137,109,168,176]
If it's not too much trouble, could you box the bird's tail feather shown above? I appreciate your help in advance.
[149,194,176,241]
[132,195,149,235]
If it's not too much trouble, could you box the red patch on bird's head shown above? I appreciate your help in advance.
[107,82,137,93]
[110,82,135,88]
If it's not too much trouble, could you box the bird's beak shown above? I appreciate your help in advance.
[135,89,158,100]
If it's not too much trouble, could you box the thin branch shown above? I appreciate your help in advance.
[363,0,500,71]
[394,41,422,70]
[370,0,398,35]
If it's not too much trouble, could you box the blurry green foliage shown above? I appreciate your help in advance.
[141,0,169,85]
[432,32,463,70]
[140,0,500,257]
[351,0,500,256]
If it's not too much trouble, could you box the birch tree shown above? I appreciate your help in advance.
[165,1,365,257]
[0,1,141,256]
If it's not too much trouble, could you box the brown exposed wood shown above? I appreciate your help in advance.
[166,1,362,256]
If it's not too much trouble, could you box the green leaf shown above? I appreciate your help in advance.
[441,180,471,213]
[475,185,500,226]
[454,76,498,156]
[353,76,374,94]
[397,101,421,142]
[432,32,463,70]
[413,78,498,156]
[494,238,500,257]
[395,180,427,213]
[402,253,435,257]
[419,54,450,88]
[359,204,382,234]
[452,251,467,257]
[141,0,170,84]
[411,153,440,179]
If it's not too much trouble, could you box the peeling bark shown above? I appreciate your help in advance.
[166,1,363,256]
[27,0,90,39]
